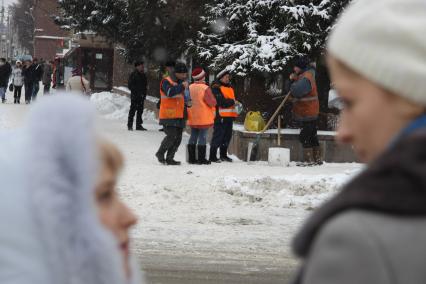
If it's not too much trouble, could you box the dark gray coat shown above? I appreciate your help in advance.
[292,130,426,284]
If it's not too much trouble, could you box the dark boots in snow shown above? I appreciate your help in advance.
[297,148,315,167]
[220,147,233,162]
[197,145,211,165]
[313,146,324,165]
[209,146,221,163]
[188,144,197,164]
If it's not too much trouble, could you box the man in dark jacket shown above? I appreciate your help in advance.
[0,58,12,103]
[209,69,237,163]
[127,61,148,131]
[155,62,190,166]
[22,60,35,104]
[32,58,44,101]
[289,57,321,166]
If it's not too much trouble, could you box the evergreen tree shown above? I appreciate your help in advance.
[196,0,350,75]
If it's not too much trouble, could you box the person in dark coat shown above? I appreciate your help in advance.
[22,60,35,104]
[32,58,44,101]
[209,69,238,163]
[0,58,12,103]
[155,62,190,166]
[127,61,148,131]
[292,0,426,283]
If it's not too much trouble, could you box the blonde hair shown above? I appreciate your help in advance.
[99,140,124,174]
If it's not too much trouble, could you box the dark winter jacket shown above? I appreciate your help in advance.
[290,70,313,99]
[292,127,426,284]
[159,74,187,128]
[211,80,235,122]
[23,65,35,85]
[0,62,12,88]
[33,64,44,82]
[128,70,147,98]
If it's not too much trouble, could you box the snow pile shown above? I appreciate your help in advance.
[216,171,357,210]
[90,92,157,122]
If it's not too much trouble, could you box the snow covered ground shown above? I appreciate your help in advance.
[0,91,363,282]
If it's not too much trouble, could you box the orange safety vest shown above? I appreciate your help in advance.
[219,86,238,118]
[188,82,215,127]
[293,70,319,121]
[159,77,185,120]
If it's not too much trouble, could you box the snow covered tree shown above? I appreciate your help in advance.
[11,0,35,54]
[56,0,127,43]
[57,0,212,62]
[196,0,350,75]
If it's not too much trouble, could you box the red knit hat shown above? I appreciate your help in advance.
[192,67,206,80]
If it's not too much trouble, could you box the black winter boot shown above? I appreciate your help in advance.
[188,144,197,164]
[197,145,211,165]
[220,147,233,162]
[209,146,221,163]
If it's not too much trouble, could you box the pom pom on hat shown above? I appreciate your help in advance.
[192,67,206,80]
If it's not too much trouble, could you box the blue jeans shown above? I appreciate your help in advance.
[32,83,40,100]
[0,87,5,100]
[189,128,208,145]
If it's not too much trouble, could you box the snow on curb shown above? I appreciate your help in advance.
[216,170,358,209]
[90,92,157,122]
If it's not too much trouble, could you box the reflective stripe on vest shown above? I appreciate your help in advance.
[219,86,238,118]
[188,82,215,127]
[293,70,319,121]
[159,77,185,119]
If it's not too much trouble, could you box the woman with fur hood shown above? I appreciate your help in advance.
[0,94,145,284]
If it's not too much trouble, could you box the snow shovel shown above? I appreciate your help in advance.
[248,92,291,162]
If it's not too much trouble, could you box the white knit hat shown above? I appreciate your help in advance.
[327,0,426,105]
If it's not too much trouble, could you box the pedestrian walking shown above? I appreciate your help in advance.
[12,60,24,104]
[292,1,426,283]
[289,57,321,166]
[209,68,238,163]
[157,60,176,132]
[66,67,90,95]
[0,58,12,103]
[127,61,148,131]
[22,59,35,104]
[155,62,190,166]
[32,58,44,101]
[42,60,53,94]
[187,67,217,165]
[0,94,144,284]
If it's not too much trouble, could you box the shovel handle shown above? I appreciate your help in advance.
[260,92,291,134]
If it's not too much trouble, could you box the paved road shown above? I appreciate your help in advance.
[135,242,298,284]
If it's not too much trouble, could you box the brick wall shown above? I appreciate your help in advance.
[33,0,69,60]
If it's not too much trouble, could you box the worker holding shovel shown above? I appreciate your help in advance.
[289,58,322,166]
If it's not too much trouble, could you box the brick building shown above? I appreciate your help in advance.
[33,0,70,61]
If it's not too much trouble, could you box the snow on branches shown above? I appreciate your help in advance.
[196,0,349,76]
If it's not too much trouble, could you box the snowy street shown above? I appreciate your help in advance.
[0,91,362,283]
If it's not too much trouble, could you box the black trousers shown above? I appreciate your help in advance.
[157,126,183,160]
[127,95,145,128]
[24,83,33,102]
[299,120,320,148]
[14,86,23,101]
[44,83,51,94]
[211,118,234,155]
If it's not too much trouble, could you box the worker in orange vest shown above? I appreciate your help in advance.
[209,68,239,163]
[187,67,217,165]
[289,57,322,165]
[155,62,191,165]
